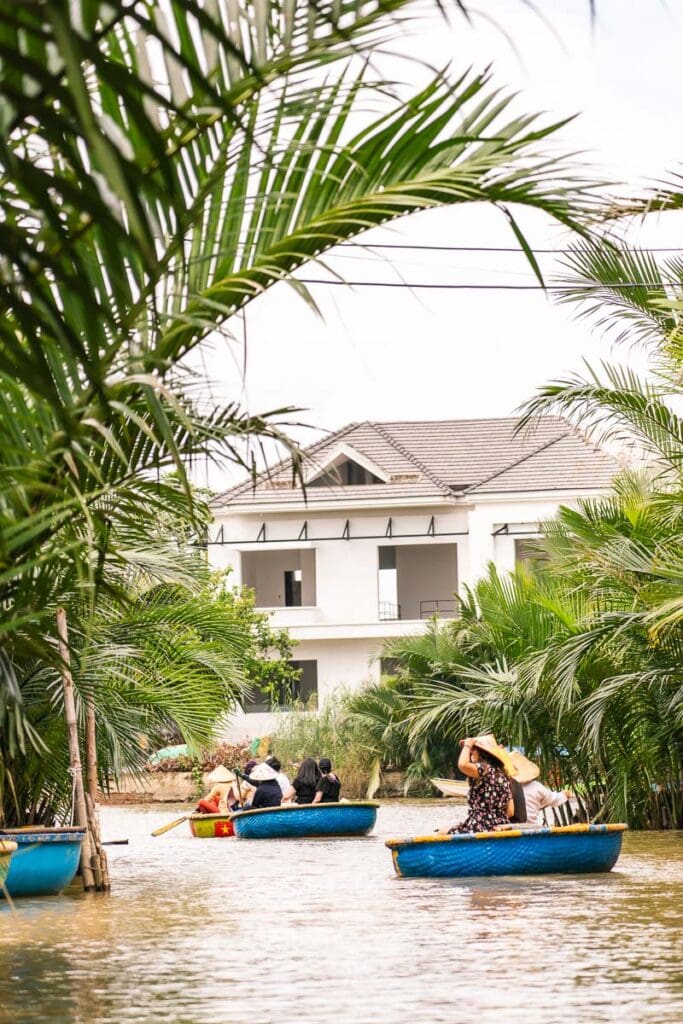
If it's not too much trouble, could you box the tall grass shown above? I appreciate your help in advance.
[269,691,377,799]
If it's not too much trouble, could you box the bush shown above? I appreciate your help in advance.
[269,692,377,799]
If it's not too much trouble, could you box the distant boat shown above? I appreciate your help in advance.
[188,813,235,838]
[430,778,469,799]
[386,823,627,878]
[230,801,379,839]
[0,826,85,897]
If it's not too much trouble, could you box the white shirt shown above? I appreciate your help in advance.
[274,771,291,795]
[521,780,568,826]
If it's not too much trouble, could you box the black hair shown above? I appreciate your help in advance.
[266,755,281,772]
[295,757,321,788]
[318,757,332,773]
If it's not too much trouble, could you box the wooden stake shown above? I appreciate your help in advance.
[56,607,96,892]
[85,695,98,807]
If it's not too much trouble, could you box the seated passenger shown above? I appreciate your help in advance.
[440,735,513,835]
[248,763,283,809]
[281,757,321,805]
[506,751,573,827]
[313,757,341,804]
[195,766,239,814]
[265,755,291,797]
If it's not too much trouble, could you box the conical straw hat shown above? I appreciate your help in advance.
[207,765,236,784]
[471,734,516,776]
[507,749,540,784]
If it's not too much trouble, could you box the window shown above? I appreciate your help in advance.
[378,546,399,620]
[309,458,382,487]
[380,657,402,678]
[242,660,318,712]
[284,568,302,607]
[514,538,549,567]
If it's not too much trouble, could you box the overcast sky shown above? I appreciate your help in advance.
[192,0,683,490]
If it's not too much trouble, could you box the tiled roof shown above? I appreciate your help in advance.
[213,417,617,508]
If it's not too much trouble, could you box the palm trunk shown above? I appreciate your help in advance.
[56,607,96,891]
[85,696,98,807]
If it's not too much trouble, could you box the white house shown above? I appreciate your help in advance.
[210,418,616,739]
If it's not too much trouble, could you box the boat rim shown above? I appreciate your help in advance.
[231,801,379,820]
[385,822,627,849]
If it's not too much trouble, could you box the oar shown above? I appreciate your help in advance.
[151,816,187,837]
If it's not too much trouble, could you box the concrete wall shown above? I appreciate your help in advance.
[396,543,458,619]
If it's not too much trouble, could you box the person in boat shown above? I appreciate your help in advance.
[247,762,284,809]
[281,757,321,805]
[312,757,341,803]
[195,766,240,815]
[504,750,573,828]
[265,755,291,797]
[442,734,514,835]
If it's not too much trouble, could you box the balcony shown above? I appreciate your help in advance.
[378,543,458,621]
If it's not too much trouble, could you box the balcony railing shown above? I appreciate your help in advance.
[419,599,458,619]
[378,601,402,621]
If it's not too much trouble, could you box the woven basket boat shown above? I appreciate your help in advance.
[0,840,18,889]
[230,801,378,839]
[188,813,235,838]
[0,826,86,897]
[386,823,627,878]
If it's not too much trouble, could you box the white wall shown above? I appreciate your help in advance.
[241,548,316,606]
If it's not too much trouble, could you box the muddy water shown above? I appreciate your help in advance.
[0,802,681,1024]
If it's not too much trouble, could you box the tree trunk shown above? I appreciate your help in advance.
[56,607,96,891]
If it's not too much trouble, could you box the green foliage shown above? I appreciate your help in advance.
[269,690,381,799]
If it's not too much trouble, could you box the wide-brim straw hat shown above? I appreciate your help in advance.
[508,749,540,784]
[207,765,236,784]
[471,734,516,776]
[249,762,277,782]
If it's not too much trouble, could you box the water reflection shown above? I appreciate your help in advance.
[0,803,681,1024]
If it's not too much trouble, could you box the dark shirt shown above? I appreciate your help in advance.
[293,778,318,805]
[251,779,282,809]
[316,773,341,803]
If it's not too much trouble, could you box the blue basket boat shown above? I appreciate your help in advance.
[386,823,626,879]
[1,827,85,897]
[230,801,378,839]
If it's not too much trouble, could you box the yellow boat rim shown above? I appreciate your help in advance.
[385,823,628,849]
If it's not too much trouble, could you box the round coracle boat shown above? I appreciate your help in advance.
[188,813,235,838]
[386,823,627,878]
[230,801,379,839]
[0,826,86,897]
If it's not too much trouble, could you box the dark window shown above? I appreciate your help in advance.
[309,459,382,487]
[284,569,302,606]
[242,661,318,713]
[380,657,402,677]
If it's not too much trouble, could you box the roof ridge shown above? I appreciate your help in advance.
[369,421,453,496]
[212,420,363,504]
[465,428,571,494]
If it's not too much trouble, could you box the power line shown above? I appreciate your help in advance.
[298,278,671,291]
[337,243,683,254]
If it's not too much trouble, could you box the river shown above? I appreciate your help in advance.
[1,802,681,1024]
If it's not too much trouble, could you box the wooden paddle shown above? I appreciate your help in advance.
[151,816,187,837]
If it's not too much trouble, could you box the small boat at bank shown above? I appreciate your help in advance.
[0,826,86,897]
[230,801,379,839]
[430,778,469,799]
[188,813,235,838]
[386,823,627,878]
[0,840,18,892]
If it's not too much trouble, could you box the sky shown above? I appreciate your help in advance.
[191,0,683,490]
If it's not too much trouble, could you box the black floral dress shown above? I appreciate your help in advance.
[450,762,511,834]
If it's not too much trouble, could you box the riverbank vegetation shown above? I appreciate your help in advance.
[0,0,611,845]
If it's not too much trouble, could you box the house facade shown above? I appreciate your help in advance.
[209,418,617,740]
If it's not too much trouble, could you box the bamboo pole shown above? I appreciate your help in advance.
[85,695,98,807]
[56,607,96,892]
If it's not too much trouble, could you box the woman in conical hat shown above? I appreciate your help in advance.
[442,734,513,835]
[506,750,573,827]
[196,766,239,814]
